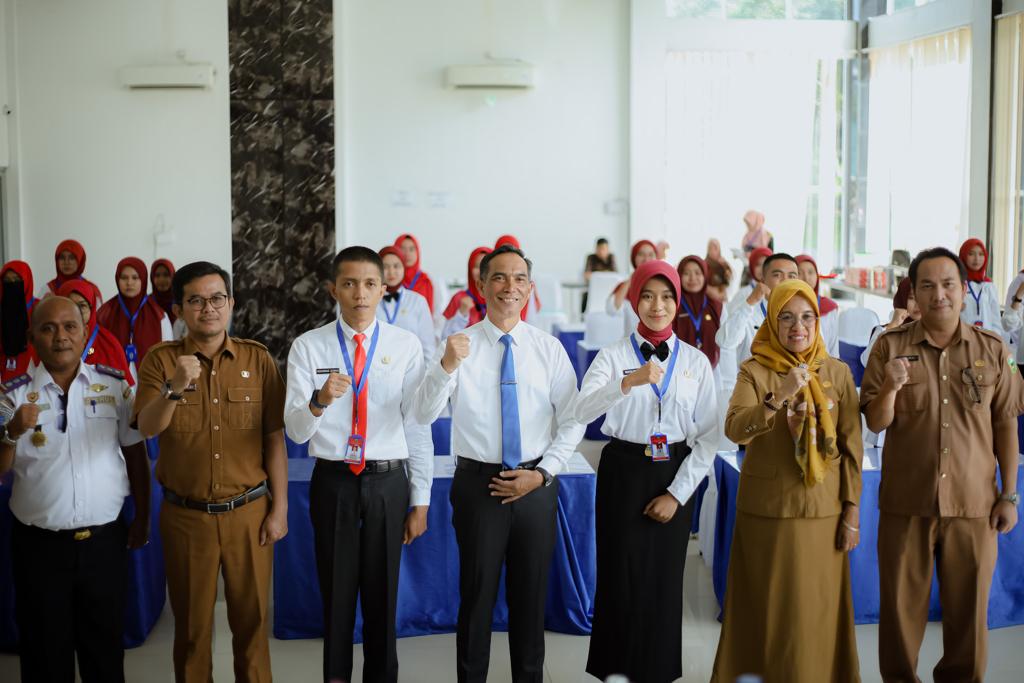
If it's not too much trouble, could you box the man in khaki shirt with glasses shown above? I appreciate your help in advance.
[862,246,1023,683]
[133,261,287,682]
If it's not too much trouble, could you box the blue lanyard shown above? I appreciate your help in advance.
[409,270,421,289]
[81,325,100,362]
[335,322,380,422]
[26,297,37,312]
[467,290,486,315]
[759,301,767,318]
[680,295,708,335]
[383,290,402,324]
[629,336,681,406]
[967,281,983,316]
[117,294,149,343]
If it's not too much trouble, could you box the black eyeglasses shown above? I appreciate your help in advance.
[184,294,229,311]
[961,368,981,405]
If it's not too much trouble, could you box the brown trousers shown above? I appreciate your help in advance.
[878,513,997,683]
[160,495,273,683]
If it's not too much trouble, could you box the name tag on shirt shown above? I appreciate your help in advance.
[622,368,639,375]
[344,435,364,464]
[316,368,341,375]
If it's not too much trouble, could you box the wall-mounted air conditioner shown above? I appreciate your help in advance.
[445,64,536,90]
[118,64,215,90]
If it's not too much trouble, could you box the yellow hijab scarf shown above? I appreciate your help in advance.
[750,279,836,486]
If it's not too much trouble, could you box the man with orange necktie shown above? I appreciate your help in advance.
[285,246,433,683]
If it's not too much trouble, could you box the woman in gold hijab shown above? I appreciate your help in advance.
[711,279,863,683]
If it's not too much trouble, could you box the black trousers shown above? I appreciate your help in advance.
[12,517,127,683]
[450,461,559,683]
[586,439,694,683]
[309,458,409,683]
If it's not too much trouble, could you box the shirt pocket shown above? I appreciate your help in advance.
[895,366,928,413]
[226,387,262,430]
[367,363,401,408]
[958,365,996,411]
[171,394,202,433]
[84,400,119,448]
[672,374,700,425]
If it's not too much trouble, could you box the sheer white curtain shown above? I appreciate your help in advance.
[863,28,971,262]
[990,14,1024,294]
[663,50,839,267]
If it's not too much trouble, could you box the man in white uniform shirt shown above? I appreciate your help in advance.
[0,296,150,683]
[285,246,433,683]
[415,244,585,683]
[716,252,801,369]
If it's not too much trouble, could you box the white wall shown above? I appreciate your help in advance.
[3,0,231,293]
[337,0,630,295]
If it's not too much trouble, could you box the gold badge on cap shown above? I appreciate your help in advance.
[974,359,986,368]
[90,384,108,393]
[26,392,38,404]
[241,370,251,378]
[30,426,45,448]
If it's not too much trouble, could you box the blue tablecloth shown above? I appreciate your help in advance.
[575,341,608,441]
[0,465,166,652]
[712,452,1024,628]
[287,418,453,459]
[552,325,584,378]
[273,456,597,641]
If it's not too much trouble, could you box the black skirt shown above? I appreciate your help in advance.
[586,437,694,683]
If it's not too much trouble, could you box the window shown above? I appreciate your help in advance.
[667,0,846,20]
[990,13,1024,295]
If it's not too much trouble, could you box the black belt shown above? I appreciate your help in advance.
[164,481,269,514]
[19,519,119,542]
[609,437,690,458]
[315,457,405,474]
[455,456,542,474]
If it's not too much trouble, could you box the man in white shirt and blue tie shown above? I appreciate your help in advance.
[415,244,585,683]
[284,246,433,683]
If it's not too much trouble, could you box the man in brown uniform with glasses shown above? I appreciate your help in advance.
[862,246,1023,683]
[133,261,288,682]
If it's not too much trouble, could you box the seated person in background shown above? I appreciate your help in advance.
[1,261,39,382]
[959,239,1020,340]
[441,247,491,340]
[582,237,617,313]
[705,238,732,302]
[795,255,840,357]
[395,233,436,314]
[608,240,658,335]
[377,245,436,363]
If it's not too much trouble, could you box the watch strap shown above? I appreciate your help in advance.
[162,382,184,402]
[309,389,329,411]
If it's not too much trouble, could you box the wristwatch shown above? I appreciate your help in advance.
[161,382,184,402]
[763,392,781,412]
[535,466,554,488]
[309,389,329,411]
[999,491,1020,506]
[1,427,18,447]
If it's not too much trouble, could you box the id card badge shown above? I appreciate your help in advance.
[344,434,365,464]
[648,432,670,461]
[125,344,138,363]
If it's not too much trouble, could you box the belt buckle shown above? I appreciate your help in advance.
[207,501,232,514]
[73,529,92,541]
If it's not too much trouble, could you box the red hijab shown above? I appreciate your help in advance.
[95,257,167,365]
[379,246,406,294]
[443,247,491,325]
[57,280,133,385]
[748,247,773,283]
[613,240,659,298]
[47,239,103,303]
[794,255,838,316]
[394,233,435,312]
[959,239,991,283]
[674,256,722,367]
[1,261,38,380]
[892,277,912,311]
[628,260,680,346]
[150,258,177,323]
[492,235,540,320]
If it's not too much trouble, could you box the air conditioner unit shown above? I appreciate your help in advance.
[445,64,536,90]
[118,64,215,90]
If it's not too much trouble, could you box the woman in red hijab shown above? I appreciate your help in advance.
[958,239,1008,334]
[150,258,177,323]
[1,261,39,381]
[43,239,102,307]
[608,240,659,331]
[441,247,491,339]
[394,233,436,313]
[493,235,541,321]
[96,257,172,374]
[674,256,723,369]
[57,280,133,384]
[795,255,840,357]
[575,258,719,683]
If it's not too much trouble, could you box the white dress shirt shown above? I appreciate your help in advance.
[715,283,766,366]
[415,317,584,476]
[376,287,437,363]
[284,317,433,506]
[1004,273,1024,360]
[961,280,1015,339]
[3,362,140,530]
[574,333,721,506]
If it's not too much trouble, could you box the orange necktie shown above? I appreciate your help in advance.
[349,333,367,475]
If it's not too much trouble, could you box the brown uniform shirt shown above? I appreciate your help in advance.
[725,357,863,518]
[860,320,1024,518]
[132,335,286,502]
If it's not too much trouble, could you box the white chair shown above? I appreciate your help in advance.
[838,307,880,347]
[532,272,563,312]
[583,310,625,348]
[585,272,624,315]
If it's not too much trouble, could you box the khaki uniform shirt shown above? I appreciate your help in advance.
[132,335,286,502]
[725,357,863,518]
[860,320,1024,518]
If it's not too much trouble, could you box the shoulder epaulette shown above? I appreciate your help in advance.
[233,338,269,352]
[95,364,126,380]
[146,340,182,354]
[0,374,31,394]
[974,326,1005,343]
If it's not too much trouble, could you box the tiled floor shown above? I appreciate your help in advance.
[2,441,1023,681]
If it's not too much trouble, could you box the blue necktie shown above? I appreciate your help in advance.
[499,334,522,469]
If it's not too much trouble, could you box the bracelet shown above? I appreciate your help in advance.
[1,430,17,447]
[842,522,859,533]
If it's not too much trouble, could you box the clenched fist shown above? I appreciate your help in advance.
[746,282,771,306]
[441,334,471,374]
[623,360,665,392]
[170,355,202,394]
[316,373,352,408]
[7,404,41,439]
[777,365,811,403]
[882,358,911,394]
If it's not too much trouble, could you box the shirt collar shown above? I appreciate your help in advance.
[183,333,237,360]
[32,361,89,395]
[908,318,965,348]
[338,316,379,341]
[481,316,524,346]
